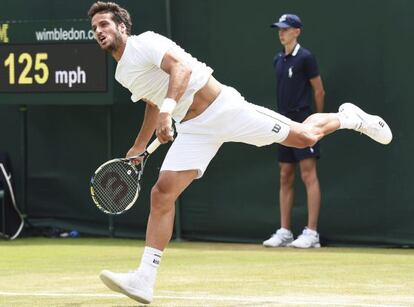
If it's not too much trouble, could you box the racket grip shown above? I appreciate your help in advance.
[146,138,161,154]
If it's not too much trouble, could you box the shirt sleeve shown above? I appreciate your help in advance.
[134,31,174,67]
[304,53,320,79]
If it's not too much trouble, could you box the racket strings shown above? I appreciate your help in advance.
[92,161,141,214]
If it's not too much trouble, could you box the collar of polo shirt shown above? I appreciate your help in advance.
[292,43,301,56]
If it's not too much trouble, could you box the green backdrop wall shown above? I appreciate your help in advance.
[0,0,411,245]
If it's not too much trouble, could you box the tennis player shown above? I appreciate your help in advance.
[88,2,392,304]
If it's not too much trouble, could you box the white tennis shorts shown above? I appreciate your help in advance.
[161,86,291,178]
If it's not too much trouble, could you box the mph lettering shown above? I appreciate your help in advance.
[55,66,86,88]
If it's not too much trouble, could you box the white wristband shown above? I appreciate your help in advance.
[160,98,177,115]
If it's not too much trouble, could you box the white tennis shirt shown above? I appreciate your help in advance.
[115,31,214,122]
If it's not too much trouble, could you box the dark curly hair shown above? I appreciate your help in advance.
[88,1,132,35]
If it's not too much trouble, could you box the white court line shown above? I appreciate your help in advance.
[0,291,410,307]
[0,291,122,298]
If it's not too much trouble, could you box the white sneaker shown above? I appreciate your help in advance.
[263,228,294,247]
[99,269,153,304]
[291,227,321,248]
[338,102,392,145]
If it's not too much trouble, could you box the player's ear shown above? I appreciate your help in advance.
[119,22,126,34]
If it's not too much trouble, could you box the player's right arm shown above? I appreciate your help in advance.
[126,100,159,159]
[156,50,192,143]
[161,51,192,103]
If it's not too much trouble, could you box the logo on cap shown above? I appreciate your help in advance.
[279,15,288,22]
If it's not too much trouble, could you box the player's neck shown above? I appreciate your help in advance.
[284,40,298,55]
[112,36,128,62]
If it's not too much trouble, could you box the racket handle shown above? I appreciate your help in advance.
[146,138,161,154]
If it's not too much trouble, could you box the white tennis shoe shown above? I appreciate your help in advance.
[338,102,392,145]
[99,269,153,304]
[290,227,321,248]
[263,228,294,247]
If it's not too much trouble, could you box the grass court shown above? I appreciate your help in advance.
[1,238,414,306]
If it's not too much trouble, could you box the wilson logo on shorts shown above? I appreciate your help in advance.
[272,123,282,133]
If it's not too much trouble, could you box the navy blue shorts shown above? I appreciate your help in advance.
[278,108,321,163]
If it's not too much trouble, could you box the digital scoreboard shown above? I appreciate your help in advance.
[0,19,114,104]
[0,43,107,92]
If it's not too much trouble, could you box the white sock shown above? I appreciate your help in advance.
[336,111,361,130]
[306,228,318,235]
[280,227,291,234]
[137,246,163,286]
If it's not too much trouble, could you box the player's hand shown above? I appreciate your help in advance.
[156,112,174,144]
[126,146,145,165]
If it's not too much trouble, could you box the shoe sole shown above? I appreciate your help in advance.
[263,242,293,248]
[263,239,293,247]
[291,243,321,248]
[339,102,392,144]
[99,270,152,304]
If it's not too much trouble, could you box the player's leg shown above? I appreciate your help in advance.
[284,103,393,147]
[299,158,320,231]
[223,85,392,146]
[290,157,321,248]
[100,132,222,304]
[263,159,295,247]
[281,113,340,148]
[100,170,197,304]
[146,169,197,250]
[224,98,338,148]
[279,162,296,231]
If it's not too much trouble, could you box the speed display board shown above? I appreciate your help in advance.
[0,43,107,92]
[0,19,114,104]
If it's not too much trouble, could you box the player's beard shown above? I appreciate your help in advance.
[106,31,123,52]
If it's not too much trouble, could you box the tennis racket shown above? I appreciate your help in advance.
[90,138,161,215]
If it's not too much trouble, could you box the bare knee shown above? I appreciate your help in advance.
[301,169,318,185]
[280,164,295,187]
[150,181,176,215]
[283,122,319,148]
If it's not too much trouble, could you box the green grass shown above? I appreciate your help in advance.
[1,238,414,306]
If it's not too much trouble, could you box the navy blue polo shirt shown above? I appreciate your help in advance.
[274,44,319,115]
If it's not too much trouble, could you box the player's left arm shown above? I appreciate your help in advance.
[310,76,325,113]
[305,52,325,113]
[156,51,192,143]
[126,101,159,161]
